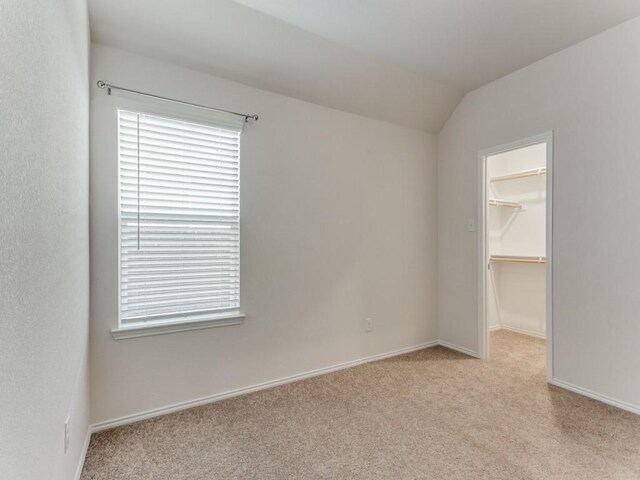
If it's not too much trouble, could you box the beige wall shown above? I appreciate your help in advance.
[438,18,640,410]
[90,44,439,426]
[0,1,90,479]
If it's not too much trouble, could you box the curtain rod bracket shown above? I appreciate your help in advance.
[96,80,111,95]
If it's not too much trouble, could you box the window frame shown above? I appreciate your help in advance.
[111,92,245,340]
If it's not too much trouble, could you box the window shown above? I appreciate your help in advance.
[117,109,241,331]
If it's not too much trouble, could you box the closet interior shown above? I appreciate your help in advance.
[486,143,547,344]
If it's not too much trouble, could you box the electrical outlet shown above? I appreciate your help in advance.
[365,318,373,333]
[64,416,70,453]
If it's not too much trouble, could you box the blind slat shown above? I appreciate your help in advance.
[119,109,241,324]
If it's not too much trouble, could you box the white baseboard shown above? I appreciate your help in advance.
[490,325,545,339]
[91,340,439,433]
[87,339,640,441]
[437,340,480,358]
[550,378,640,415]
[73,428,91,480]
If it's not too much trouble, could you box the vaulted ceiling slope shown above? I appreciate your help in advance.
[88,0,462,132]
[89,0,640,132]
[234,0,640,91]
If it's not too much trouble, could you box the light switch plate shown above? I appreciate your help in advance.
[467,219,476,232]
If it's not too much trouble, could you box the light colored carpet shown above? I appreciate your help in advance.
[81,331,640,479]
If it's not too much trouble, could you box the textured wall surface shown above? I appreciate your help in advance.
[0,1,90,479]
[89,45,438,425]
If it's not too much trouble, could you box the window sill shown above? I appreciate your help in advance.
[111,313,245,340]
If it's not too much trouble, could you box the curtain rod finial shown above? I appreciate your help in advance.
[97,80,111,94]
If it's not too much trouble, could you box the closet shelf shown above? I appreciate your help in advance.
[488,198,522,208]
[490,255,546,264]
[491,167,546,182]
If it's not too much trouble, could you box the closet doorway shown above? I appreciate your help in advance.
[478,133,553,381]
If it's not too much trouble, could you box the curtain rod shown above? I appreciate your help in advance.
[96,80,259,122]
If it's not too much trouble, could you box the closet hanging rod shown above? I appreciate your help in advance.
[490,255,546,264]
[488,198,522,208]
[96,81,259,122]
[491,167,546,182]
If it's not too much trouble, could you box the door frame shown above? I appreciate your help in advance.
[477,132,553,382]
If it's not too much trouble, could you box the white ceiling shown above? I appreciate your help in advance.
[89,0,462,132]
[233,0,640,90]
[88,0,640,132]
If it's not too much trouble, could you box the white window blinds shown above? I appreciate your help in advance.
[118,109,241,325]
